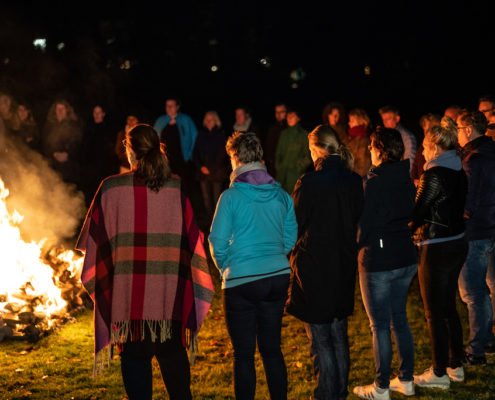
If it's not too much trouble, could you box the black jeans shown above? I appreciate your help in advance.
[223,274,289,400]
[120,323,192,400]
[418,238,468,376]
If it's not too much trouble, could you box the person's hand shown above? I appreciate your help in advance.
[53,151,69,163]
[201,166,210,175]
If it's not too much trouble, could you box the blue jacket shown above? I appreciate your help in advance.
[153,113,198,161]
[209,179,297,289]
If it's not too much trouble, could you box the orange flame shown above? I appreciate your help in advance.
[0,178,83,329]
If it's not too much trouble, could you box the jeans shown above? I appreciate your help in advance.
[419,239,467,375]
[459,238,495,356]
[304,318,349,400]
[359,264,417,389]
[200,180,223,220]
[486,240,495,334]
[224,274,289,400]
[120,323,191,400]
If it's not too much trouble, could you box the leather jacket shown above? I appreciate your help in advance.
[410,166,467,242]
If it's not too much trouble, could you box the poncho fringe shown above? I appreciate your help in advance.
[76,173,214,376]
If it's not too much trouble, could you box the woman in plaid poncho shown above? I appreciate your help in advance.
[77,124,214,400]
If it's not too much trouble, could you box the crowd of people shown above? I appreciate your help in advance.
[2,89,495,399]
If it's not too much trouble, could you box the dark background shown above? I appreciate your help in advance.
[0,0,493,133]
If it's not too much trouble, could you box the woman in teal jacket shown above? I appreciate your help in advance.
[209,131,297,400]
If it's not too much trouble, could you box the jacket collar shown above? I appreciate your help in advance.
[314,155,345,171]
[462,135,491,157]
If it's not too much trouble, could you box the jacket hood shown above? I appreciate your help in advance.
[424,149,462,171]
[230,162,280,202]
[230,162,275,184]
[231,181,284,202]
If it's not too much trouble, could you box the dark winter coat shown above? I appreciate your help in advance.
[286,156,364,323]
[462,135,495,240]
[42,119,83,184]
[192,127,229,182]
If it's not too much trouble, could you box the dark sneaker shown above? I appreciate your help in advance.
[464,352,487,365]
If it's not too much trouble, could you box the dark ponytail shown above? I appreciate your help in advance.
[127,124,171,192]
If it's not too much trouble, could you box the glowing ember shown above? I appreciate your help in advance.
[0,178,83,337]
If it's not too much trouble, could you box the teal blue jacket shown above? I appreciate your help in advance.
[209,181,297,289]
[153,113,198,161]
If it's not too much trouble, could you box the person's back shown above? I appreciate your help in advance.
[213,178,294,285]
[209,131,296,400]
[408,120,467,391]
[354,128,418,399]
[287,155,363,321]
[358,160,417,271]
[287,124,363,400]
[78,124,213,400]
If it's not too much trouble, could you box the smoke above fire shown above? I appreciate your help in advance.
[0,134,86,245]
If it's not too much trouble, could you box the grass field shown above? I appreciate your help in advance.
[1,275,494,399]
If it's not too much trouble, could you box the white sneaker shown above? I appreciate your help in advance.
[414,367,450,389]
[446,366,465,382]
[353,382,390,400]
[389,376,415,396]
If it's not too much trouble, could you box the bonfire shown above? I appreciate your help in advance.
[0,178,84,342]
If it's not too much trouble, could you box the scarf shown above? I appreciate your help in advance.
[233,116,253,133]
[76,173,214,374]
[229,162,275,185]
[424,149,462,171]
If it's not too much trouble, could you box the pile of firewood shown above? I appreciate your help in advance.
[0,246,87,343]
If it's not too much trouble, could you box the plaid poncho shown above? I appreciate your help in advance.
[76,172,214,373]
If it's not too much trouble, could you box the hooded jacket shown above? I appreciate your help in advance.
[209,163,297,289]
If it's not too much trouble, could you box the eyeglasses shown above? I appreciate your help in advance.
[480,108,494,114]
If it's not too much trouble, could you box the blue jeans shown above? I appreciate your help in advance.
[223,274,289,400]
[486,240,495,334]
[359,264,417,389]
[304,318,349,400]
[459,238,495,356]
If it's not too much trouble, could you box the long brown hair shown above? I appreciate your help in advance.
[126,124,171,192]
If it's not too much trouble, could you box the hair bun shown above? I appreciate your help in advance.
[441,116,456,131]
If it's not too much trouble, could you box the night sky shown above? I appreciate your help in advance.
[0,0,492,131]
